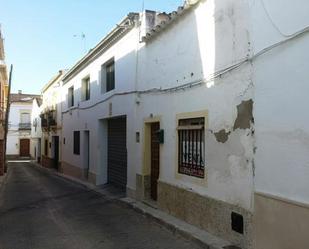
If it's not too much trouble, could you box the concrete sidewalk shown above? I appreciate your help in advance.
[30,162,239,249]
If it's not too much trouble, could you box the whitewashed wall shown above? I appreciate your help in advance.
[135,0,254,211]
[30,99,42,160]
[250,0,309,204]
[41,76,63,161]
[7,103,32,155]
[62,27,139,185]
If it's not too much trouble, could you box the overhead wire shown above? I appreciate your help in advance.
[62,0,309,114]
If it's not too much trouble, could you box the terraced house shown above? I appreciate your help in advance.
[40,70,66,169]
[7,91,40,159]
[57,0,309,248]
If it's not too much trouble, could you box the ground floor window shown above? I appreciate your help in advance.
[177,117,205,178]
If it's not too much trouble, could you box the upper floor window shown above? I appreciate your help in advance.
[68,86,74,107]
[101,59,115,93]
[81,76,90,101]
[20,112,30,124]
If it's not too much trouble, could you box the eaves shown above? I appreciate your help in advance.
[141,0,202,43]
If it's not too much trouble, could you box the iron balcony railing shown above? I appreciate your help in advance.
[19,122,31,130]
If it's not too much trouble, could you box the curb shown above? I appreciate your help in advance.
[29,161,239,249]
[116,197,238,249]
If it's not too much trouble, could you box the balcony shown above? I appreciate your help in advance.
[40,110,57,130]
[19,122,31,130]
[41,118,48,128]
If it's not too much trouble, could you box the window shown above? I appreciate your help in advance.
[82,76,90,101]
[177,117,205,179]
[73,131,80,155]
[106,60,115,92]
[68,86,74,107]
[44,139,48,156]
[20,113,30,123]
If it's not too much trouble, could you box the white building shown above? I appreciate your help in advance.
[30,97,42,162]
[7,91,40,158]
[59,1,309,248]
[40,70,65,169]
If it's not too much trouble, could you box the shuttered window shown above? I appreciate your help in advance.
[106,61,115,92]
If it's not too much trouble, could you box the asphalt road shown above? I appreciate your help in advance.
[0,161,202,249]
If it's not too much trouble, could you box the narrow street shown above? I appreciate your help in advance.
[0,162,202,249]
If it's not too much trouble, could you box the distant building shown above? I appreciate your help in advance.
[7,91,40,158]
[30,97,42,162]
[39,70,66,169]
[0,28,9,175]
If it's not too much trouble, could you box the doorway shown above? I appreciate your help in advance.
[150,122,160,201]
[52,136,59,170]
[38,138,41,163]
[20,139,30,157]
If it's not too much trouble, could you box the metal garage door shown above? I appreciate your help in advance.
[107,117,127,188]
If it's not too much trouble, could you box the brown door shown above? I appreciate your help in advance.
[20,139,30,157]
[150,122,160,201]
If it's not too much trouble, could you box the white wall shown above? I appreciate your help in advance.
[41,75,63,161]
[62,27,139,185]
[61,0,256,211]
[250,0,309,204]
[134,0,254,210]
[30,99,42,160]
[7,102,32,155]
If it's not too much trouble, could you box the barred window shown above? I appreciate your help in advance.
[178,117,205,178]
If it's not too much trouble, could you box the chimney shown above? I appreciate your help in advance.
[18,90,22,94]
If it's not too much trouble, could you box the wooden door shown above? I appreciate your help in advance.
[150,122,160,201]
[20,139,30,157]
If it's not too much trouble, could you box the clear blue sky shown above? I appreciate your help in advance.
[1,0,183,94]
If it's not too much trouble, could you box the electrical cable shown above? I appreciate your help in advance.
[260,0,309,38]
[62,4,309,114]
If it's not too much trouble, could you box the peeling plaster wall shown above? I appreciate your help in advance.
[250,1,309,247]
[136,0,255,211]
[250,0,309,206]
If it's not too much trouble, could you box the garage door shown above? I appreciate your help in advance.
[107,117,127,188]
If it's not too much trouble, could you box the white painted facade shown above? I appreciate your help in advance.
[136,0,254,211]
[250,0,309,206]
[62,1,254,207]
[61,15,140,184]
[7,101,32,156]
[40,71,65,166]
[30,98,42,161]
[59,0,309,247]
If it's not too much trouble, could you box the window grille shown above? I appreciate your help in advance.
[178,117,205,178]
